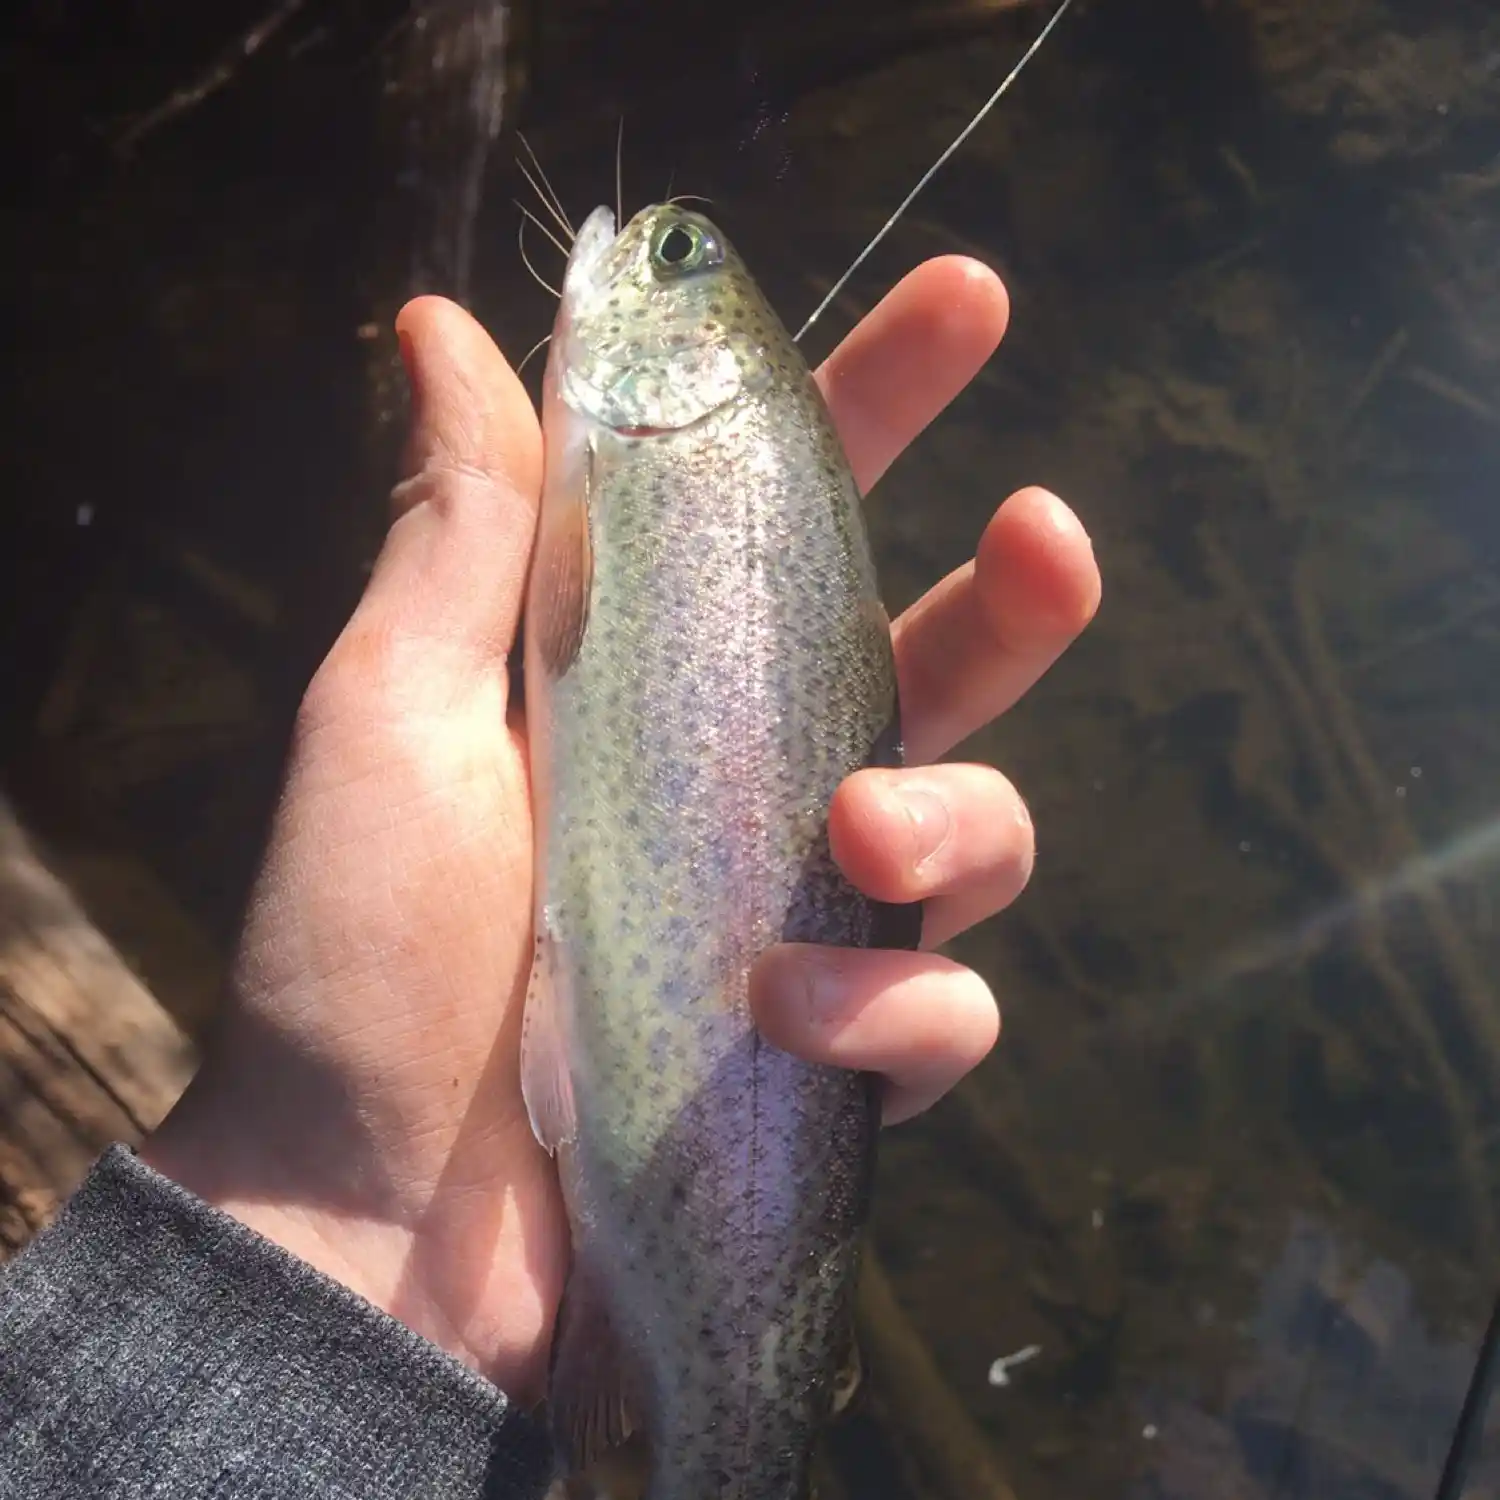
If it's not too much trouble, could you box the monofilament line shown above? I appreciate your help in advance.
[793,0,1078,343]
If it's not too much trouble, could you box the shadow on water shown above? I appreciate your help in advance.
[3,0,1500,1496]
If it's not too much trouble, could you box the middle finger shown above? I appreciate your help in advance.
[894,486,1101,766]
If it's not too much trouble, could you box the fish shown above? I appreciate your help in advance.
[516,6,1080,1494]
[519,199,921,1500]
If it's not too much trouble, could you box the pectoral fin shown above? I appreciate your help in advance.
[531,436,595,679]
[520,924,578,1153]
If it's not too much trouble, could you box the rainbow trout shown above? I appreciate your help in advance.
[520,202,921,1500]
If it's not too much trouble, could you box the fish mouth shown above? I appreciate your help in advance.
[562,205,619,304]
[546,205,617,424]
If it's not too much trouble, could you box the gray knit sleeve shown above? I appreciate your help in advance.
[0,1146,553,1500]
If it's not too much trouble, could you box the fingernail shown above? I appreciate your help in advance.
[894,786,952,874]
[397,326,423,414]
[1041,488,1076,536]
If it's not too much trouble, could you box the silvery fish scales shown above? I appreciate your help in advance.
[521,202,919,1500]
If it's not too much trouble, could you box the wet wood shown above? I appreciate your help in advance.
[0,797,196,1258]
[115,0,314,156]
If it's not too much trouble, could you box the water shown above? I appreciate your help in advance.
[4,0,1500,1496]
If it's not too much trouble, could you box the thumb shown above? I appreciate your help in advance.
[357,295,543,663]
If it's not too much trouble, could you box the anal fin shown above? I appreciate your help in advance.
[830,1312,864,1418]
[549,1256,641,1475]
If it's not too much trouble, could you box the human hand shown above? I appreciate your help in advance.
[140,257,1101,1403]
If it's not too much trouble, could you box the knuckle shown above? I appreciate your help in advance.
[390,456,504,525]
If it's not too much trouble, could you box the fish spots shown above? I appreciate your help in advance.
[537,201,896,1498]
[647,1027,674,1073]
[662,1178,691,1225]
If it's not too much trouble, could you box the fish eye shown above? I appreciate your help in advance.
[651,220,721,276]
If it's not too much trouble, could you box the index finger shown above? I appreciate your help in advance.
[815,256,1010,495]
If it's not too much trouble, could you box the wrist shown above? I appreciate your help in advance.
[137,1090,394,1316]
[137,1072,561,1400]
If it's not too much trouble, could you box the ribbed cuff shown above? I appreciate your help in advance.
[0,1145,553,1500]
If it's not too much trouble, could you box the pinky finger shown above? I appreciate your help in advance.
[748,944,1000,1125]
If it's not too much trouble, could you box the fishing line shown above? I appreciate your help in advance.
[517,332,553,375]
[616,116,626,233]
[1432,1276,1500,1500]
[517,132,576,241]
[518,215,561,299]
[515,200,569,259]
[794,0,1079,343]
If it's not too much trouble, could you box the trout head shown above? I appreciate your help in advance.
[547,203,800,435]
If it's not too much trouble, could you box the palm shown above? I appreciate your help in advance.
[159,402,572,1398]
